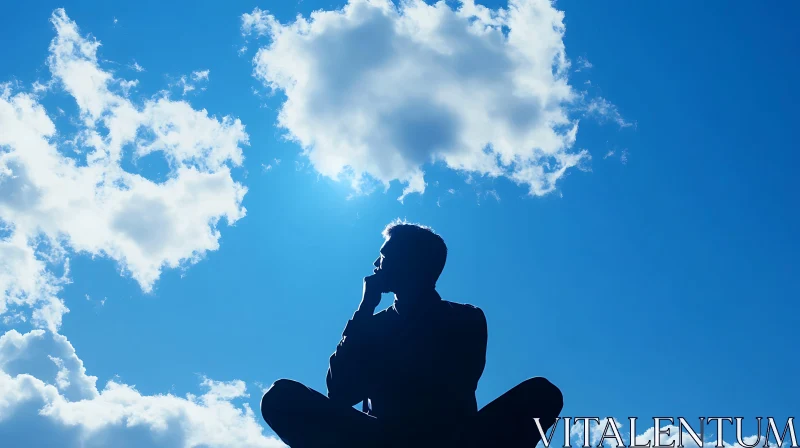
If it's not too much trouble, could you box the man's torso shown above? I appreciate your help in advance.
[364,299,487,435]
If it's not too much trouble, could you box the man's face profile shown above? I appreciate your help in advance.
[373,236,414,293]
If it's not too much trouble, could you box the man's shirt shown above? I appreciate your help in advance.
[326,293,488,437]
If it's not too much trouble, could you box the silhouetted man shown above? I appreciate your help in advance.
[261,221,564,448]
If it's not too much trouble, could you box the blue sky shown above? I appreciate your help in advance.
[1,0,798,446]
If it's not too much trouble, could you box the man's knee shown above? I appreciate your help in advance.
[519,377,564,414]
[260,379,305,424]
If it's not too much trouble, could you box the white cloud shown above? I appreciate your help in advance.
[0,329,98,402]
[245,0,626,200]
[585,97,633,129]
[175,70,211,95]
[0,232,68,331]
[119,79,138,96]
[0,329,284,448]
[0,9,248,330]
[0,9,285,446]
[576,55,593,71]
[241,8,275,37]
[192,70,210,82]
[32,81,50,93]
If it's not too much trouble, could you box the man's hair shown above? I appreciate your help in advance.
[382,219,448,284]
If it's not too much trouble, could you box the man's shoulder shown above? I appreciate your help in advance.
[440,301,487,341]
[373,306,397,321]
[371,299,485,323]
[442,299,483,312]
[441,300,486,322]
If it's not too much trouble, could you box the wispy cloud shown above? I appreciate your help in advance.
[118,78,138,96]
[192,69,210,82]
[585,97,634,129]
[175,69,211,95]
[575,56,593,71]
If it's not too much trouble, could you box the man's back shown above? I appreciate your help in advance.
[326,295,488,440]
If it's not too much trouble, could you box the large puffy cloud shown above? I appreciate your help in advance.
[0,9,284,447]
[0,9,248,330]
[0,329,284,447]
[244,0,622,200]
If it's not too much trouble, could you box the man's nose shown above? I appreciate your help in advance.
[373,258,381,268]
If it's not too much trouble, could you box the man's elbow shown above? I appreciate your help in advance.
[325,386,343,402]
[326,376,360,407]
[325,372,347,401]
[326,386,360,407]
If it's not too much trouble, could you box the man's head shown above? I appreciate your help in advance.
[372,219,447,293]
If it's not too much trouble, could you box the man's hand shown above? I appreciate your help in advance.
[358,272,387,315]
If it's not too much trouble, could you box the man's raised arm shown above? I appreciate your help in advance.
[325,275,383,406]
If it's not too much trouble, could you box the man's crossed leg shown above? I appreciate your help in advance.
[261,377,564,448]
